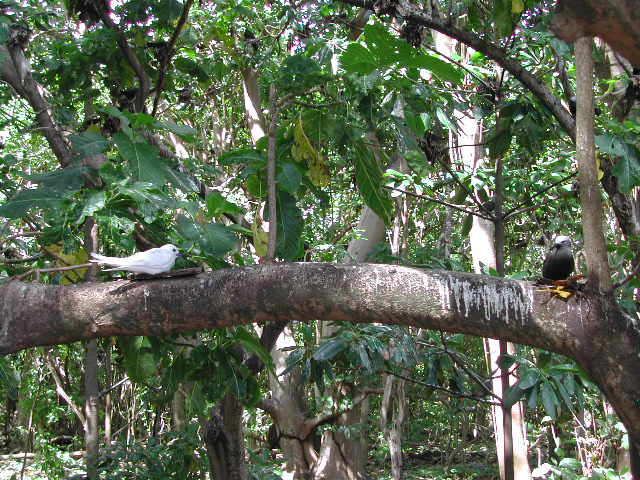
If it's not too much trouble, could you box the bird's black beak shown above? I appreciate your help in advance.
[176,253,183,257]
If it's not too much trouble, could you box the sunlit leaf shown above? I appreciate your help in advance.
[353,142,394,225]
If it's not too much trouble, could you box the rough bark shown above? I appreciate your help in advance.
[551,0,640,67]
[575,37,613,293]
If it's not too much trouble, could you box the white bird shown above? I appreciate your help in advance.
[90,244,181,274]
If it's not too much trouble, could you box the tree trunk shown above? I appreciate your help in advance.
[203,394,247,480]
[381,374,406,480]
[84,218,99,480]
[268,326,313,478]
[241,68,266,144]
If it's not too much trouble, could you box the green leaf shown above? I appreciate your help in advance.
[117,336,157,382]
[176,214,238,257]
[162,166,199,192]
[355,343,372,371]
[118,183,176,222]
[277,162,303,193]
[268,190,304,260]
[25,167,87,193]
[353,142,394,225]
[612,155,640,194]
[0,167,87,217]
[363,23,404,67]
[70,131,110,157]
[174,56,209,82]
[313,336,348,361]
[541,380,558,419]
[206,192,244,217]
[405,54,464,84]
[340,43,377,75]
[76,190,106,224]
[405,112,426,136]
[552,375,572,407]
[235,327,275,372]
[493,0,515,38]
[487,115,513,159]
[276,55,326,93]
[518,369,540,389]
[435,107,456,131]
[219,148,266,166]
[154,120,197,140]
[114,132,167,186]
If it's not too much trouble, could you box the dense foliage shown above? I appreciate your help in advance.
[0,0,637,478]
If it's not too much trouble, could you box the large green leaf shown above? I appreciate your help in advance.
[219,148,266,167]
[596,134,640,193]
[353,142,394,225]
[340,22,462,84]
[117,336,157,382]
[406,55,464,84]
[313,336,348,361]
[276,55,326,93]
[0,167,86,218]
[277,162,303,194]
[340,43,377,75]
[75,190,106,224]
[541,380,558,419]
[154,120,197,140]
[264,190,304,260]
[363,22,407,67]
[25,167,87,193]
[176,214,238,257]
[70,131,110,157]
[114,132,167,186]
[206,191,244,217]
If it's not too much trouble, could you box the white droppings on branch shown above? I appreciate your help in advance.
[443,276,533,326]
[143,287,150,311]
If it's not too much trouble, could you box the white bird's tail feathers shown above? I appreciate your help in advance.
[90,252,127,270]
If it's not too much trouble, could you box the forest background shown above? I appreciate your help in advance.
[0,0,639,479]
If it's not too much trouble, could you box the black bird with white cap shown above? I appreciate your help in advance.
[542,236,575,281]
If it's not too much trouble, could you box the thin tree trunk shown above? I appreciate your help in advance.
[241,68,267,143]
[381,374,406,480]
[104,340,112,446]
[84,218,99,480]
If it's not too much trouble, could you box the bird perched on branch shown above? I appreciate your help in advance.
[90,244,181,274]
[542,236,574,281]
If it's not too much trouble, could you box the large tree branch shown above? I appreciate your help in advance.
[1,263,639,449]
[551,0,640,67]
[0,264,577,355]
[0,41,74,167]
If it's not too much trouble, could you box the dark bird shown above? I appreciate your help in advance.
[542,236,575,280]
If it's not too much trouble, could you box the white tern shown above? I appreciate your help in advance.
[90,244,181,274]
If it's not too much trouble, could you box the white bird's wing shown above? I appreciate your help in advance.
[117,248,172,273]
[91,248,176,274]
